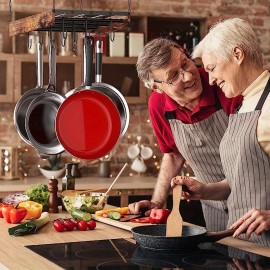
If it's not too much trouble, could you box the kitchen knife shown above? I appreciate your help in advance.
[120,208,148,222]
[120,213,145,222]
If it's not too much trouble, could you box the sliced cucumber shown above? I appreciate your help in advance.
[108,211,121,220]
[71,209,92,221]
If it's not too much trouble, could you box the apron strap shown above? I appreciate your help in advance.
[254,78,270,110]
[164,111,175,120]
[214,89,222,110]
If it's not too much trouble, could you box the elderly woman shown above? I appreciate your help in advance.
[172,18,270,246]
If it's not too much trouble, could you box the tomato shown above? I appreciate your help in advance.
[130,217,150,223]
[74,219,80,229]
[53,220,65,232]
[87,220,96,230]
[77,220,88,231]
[63,219,75,231]
[149,209,171,224]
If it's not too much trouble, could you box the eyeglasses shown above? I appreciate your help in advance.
[153,58,194,87]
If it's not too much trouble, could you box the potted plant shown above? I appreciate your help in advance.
[39,154,65,179]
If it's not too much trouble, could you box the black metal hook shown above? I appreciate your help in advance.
[109,20,115,42]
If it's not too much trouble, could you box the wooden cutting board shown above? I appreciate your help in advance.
[93,214,152,231]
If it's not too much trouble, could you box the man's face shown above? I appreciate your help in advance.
[151,47,203,106]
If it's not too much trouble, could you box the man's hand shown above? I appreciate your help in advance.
[128,200,159,216]
[230,208,270,239]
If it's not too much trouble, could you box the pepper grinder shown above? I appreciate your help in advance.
[48,176,59,213]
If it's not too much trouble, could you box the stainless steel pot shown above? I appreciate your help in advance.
[14,41,46,145]
[25,38,65,155]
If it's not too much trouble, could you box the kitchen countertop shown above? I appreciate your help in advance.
[0,211,269,270]
[0,175,157,193]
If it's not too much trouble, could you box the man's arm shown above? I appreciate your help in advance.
[128,151,184,214]
[151,151,185,208]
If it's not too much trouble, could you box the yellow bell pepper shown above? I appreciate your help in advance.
[18,201,43,220]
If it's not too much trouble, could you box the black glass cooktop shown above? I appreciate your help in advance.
[26,238,270,270]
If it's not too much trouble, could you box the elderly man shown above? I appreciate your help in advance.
[128,37,242,231]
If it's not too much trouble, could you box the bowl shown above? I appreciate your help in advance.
[39,167,65,179]
[62,192,109,214]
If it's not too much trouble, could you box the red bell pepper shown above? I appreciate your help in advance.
[0,203,11,218]
[2,204,27,224]
[2,205,14,223]
[149,209,171,224]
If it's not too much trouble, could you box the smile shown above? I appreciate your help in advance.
[184,80,195,89]
[219,81,225,89]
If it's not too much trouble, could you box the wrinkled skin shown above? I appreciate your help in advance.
[230,208,270,239]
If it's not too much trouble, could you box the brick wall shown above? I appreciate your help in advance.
[0,0,269,177]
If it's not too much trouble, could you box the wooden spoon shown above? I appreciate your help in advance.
[166,185,183,237]
[97,163,128,205]
[61,188,104,197]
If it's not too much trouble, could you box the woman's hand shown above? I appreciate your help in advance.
[230,208,270,239]
[171,176,205,201]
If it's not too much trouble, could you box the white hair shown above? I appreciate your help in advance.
[192,18,263,66]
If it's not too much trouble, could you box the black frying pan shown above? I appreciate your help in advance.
[131,224,234,253]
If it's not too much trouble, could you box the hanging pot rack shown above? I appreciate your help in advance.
[9,9,129,37]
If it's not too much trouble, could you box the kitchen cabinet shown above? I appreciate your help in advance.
[0,53,14,102]
[0,7,205,104]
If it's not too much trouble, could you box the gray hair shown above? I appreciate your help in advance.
[136,38,182,88]
[192,18,263,67]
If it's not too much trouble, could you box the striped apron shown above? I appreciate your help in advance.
[166,101,229,231]
[220,79,270,246]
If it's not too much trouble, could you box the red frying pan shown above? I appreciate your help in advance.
[56,36,121,160]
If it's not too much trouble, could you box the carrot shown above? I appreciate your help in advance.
[95,207,129,216]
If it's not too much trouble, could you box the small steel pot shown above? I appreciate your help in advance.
[14,41,46,145]
[25,38,65,155]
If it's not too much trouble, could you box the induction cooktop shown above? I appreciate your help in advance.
[26,238,270,270]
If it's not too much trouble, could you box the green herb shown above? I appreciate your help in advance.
[25,184,50,212]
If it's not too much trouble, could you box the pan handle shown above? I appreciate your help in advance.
[83,36,94,87]
[46,39,56,92]
[205,229,235,243]
[36,41,43,88]
[95,39,102,83]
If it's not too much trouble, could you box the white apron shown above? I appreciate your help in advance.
[220,79,270,246]
[166,99,229,231]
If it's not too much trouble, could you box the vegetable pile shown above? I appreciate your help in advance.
[8,212,50,236]
[25,184,50,212]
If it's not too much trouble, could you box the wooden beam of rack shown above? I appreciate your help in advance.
[9,9,129,37]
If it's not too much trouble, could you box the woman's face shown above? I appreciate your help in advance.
[202,52,245,98]
[151,47,203,107]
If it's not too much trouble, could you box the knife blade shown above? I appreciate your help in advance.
[119,207,148,222]
[120,213,144,222]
